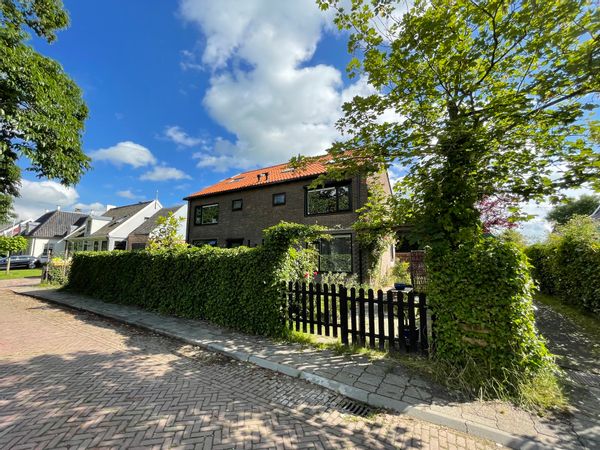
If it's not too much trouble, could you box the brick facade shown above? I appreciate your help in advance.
[186,173,393,281]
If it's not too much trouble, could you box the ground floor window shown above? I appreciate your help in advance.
[131,243,146,250]
[113,240,127,250]
[93,241,99,251]
[319,234,353,273]
[226,238,244,248]
[42,243,54,257]
[192,239,218,247]
[101,241,108,251]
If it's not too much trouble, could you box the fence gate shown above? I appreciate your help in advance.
[284,282,430,355]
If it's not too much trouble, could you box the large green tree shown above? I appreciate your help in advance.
[318,0,599,252]
[547,194,600,224]
[0,0,89,220]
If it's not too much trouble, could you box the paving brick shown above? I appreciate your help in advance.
[0,288,498,449]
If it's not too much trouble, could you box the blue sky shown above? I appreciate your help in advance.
[13,0,595,241]
[15,0,358,219]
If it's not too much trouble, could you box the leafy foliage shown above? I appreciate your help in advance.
[0,0,89,219]
[497,229,528,250]
[352,182,395,284]
[0,234,26,255]
[0,234,27,273]
[317,0,599,251]
[46,256,69,285]
[476,195,520,233]
[66,222,324,336]
[526,215,600,315]
[546,194,600,225]
[147,212,187,251]
[427,238,554,386]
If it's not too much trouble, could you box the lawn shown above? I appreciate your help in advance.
[0,268,43,280]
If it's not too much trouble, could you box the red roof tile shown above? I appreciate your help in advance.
[186,157,329,199]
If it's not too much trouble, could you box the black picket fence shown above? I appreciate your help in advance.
[284,282,431,355]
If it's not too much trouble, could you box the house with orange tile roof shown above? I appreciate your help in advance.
[184,156,395,282]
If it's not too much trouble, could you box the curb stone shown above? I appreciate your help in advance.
[12,288,556,450]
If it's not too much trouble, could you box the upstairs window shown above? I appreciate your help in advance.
[232,199,243,211]
[273,193,286,206]
[195,204,219,225]
[306,182,351,215]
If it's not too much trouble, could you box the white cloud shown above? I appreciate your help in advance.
[178,0,373,171]
[117,189,138,199]
[519,184,596,242]
[140,165,192,182]
[12,180,79,220]
[12,180,104,220]
[72,202,107,215]
[164,126,205,147]
[90,141,157,168]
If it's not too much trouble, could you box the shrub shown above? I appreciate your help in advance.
[526,215,600,315]
[66,222,324,336]
[46,257,71,285]
[427,238,554,392]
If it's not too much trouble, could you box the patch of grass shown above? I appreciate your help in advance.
[281,329,567,413]
[535,293,600,347]
[0,268,42,280]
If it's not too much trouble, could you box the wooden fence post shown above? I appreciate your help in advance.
[339,285,349,345]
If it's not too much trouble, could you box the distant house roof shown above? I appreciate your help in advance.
[185,157,330,199]
[89,201,153,237]
[22,211,88,238]
[131,206,183,236]
[592,205,600,221]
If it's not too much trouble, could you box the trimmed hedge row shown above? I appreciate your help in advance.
[526,216,600,315]
[427,238,552,381]
[66,222,322,336]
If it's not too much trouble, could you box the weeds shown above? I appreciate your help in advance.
[281,329,568,413]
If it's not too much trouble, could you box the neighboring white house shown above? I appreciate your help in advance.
[1,219,34,237]
[66,200,162,252]
[127,205,187,250]
[21,210,88,259]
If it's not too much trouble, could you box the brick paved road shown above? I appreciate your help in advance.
[0,289,500,449]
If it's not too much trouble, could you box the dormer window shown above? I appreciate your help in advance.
[257,172,269,182]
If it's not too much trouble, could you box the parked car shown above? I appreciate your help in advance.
[0,255,40,269]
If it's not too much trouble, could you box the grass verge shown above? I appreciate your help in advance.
[281,328,567,413]
[0,268,42,280]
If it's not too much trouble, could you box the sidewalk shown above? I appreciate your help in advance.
[10,286,595,449]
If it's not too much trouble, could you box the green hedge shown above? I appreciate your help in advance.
[427,238,551,382]
[526,216,600,315]
[66,222,322,336]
